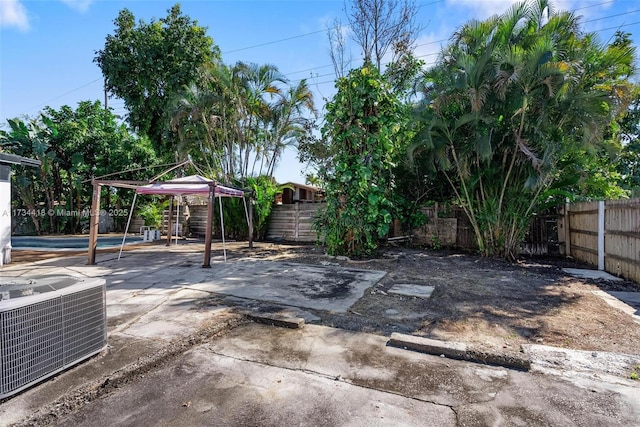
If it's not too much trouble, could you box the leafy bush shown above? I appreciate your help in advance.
[138,200,166,228]
[212,175,281,240]
[316,65,407,257]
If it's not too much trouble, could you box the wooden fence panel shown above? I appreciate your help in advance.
[522,213,561,255]
[563,198,640,283]
[126,217,145,235]
[188,205,208,237]
[267,204,323,242]
[296,204,321,241]
[604,199,640,282]
[455,208,478,251]
[161,208,187,236]
[568,201,599,267]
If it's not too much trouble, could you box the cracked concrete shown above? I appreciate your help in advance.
[49,323,640,426]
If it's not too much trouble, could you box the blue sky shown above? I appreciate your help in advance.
[1,0,639,183]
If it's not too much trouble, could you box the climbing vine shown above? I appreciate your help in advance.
[317,64,407,257]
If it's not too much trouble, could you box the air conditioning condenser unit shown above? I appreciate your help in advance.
[0,276,107,399]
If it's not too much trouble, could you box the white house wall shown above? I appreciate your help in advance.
[0,179,11,265]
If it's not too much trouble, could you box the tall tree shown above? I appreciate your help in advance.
[346,0,420,71]
[411,0,635,260]
[261,79,316,177]
[2,103,157,234]
[617,81,640,196]
[170,61,315,182]
[95,4,219,155]
[327,18,352,78]
[44,101,157,231]
[317,65,407,257]
[0,116,57,234]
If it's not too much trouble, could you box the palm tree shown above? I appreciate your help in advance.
[261,80,316,177]
[411,0,635,259]
[231,62,286,178]
[170,61,316,183]
[169,81,226,179]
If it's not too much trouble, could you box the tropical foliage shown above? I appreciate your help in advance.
[1,102,157,234]
[317,64,407,257]
[410,0,636,259]
[169,61,316,182]
[211,175,282,240]
[95,4,219,154]
[5,0,640,257]
[617,85,640,197]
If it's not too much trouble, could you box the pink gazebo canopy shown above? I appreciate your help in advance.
[136,175,245,197]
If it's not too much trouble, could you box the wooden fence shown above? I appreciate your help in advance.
[266,204,322,242]
[561,199,640,283]
[266,203,466,247]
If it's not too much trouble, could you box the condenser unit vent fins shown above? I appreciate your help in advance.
[0,277,106,399]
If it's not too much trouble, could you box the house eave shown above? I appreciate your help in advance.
[0,153,41,168]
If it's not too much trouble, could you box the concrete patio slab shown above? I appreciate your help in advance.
[2,245,640,426]
[55,340,456,427]
[522,343,640,378]
[189,259,386,313]
[593,290,640,324]
[562,268,623,281]
[388,283,435,299]
[609,291,640,310]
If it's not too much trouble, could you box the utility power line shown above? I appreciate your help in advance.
[22,0,638,117]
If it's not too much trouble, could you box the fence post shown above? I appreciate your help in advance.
[295,203,299,240]
[564,198,571,257]
[598,200,605,270]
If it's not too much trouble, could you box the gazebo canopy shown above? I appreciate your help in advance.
[136,175,245,197]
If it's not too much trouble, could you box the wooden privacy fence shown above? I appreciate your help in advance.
[266,203,473,249]
[561,198,640,283]
[266,204,322,242]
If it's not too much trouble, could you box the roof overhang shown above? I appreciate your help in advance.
[0,153,41,168]
[282,182,321,192]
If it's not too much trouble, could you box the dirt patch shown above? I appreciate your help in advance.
[222,243,640,359]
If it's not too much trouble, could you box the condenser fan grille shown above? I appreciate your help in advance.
[0,277,106,399]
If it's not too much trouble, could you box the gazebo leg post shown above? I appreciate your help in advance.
[166,196,174,246]
[203,184,214,268]
[87,181,101,265]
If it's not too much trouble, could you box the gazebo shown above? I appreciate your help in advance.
[87,174,252,267]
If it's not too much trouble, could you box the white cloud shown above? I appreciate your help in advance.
[59,0,93,13]
[414,32,448,68]
[447,0,615,21]
[0,0,29,31]
[446,0,521,20]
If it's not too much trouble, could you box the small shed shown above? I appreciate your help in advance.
[0,153,41,266]
[276,182,323,204]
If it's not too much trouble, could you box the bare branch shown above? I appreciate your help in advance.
[327,18,352,78]
[346,0,420,71]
